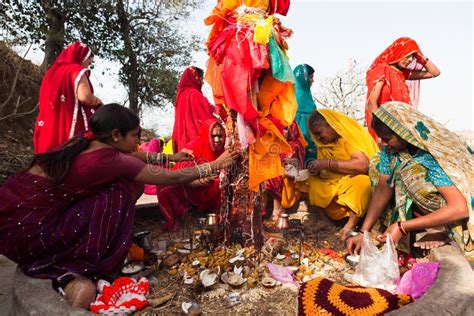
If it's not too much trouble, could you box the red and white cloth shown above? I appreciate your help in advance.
[90,277,149,314]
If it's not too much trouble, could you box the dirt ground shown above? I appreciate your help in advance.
[132,205,354,315]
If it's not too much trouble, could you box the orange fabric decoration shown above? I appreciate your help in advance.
[249,117,291,191]
[205,56,226,105]
[257,72,297,127]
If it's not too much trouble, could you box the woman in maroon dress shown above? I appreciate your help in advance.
[0,103,237,308]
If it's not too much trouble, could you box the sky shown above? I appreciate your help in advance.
[18,0,473,135]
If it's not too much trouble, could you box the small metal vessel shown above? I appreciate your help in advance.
[207,213,217,226]
[276,213,289,230]
[134,231,152,251]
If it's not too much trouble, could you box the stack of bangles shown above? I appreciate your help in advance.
[146,152,169,166]
[397,221,408,236]
[196,162,213,179]
[328,159,339,171]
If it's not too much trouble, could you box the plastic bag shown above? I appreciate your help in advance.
[350,232,400,293]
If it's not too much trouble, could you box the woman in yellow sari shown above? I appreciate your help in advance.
[307,110,379,238]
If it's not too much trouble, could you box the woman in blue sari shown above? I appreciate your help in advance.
[294,64,317,162]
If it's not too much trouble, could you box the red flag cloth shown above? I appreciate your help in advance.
[269,0,291,16]
[365,37,425,137]
[34,42,95,154]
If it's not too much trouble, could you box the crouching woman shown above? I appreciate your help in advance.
[0,103,237,308]
[306,110,379,239]
[347,102,473,258]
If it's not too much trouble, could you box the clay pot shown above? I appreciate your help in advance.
[163,254,179,268]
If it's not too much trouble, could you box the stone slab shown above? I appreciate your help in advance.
[388,244,474,315]
[0,255,16,316]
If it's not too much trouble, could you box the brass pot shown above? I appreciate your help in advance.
[207,213,217,226]
[276,214,289,230]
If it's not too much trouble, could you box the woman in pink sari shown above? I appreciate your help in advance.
[34,42,103,154]
[139,137,164,195]
[0,104,237,308]
[171,66,217,152]
[158,119,225,231]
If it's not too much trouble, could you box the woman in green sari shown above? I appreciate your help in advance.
[346,102,473,259]
[294,64,317,162]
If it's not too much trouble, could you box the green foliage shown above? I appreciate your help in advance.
[0,0,203,114]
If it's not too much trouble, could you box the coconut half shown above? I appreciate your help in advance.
[276,253,286,260]
[121,262,144,275]
[200,269,217,287]
[261,276,277,288]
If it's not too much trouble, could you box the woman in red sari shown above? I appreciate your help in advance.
[0,104,237,308]
[158,119,225,231]
[34,42,103,154]
[265,121,307,221]
[365,37,440,138]
[171,66,217,152]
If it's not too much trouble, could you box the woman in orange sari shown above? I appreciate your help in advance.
[365,37,440,138]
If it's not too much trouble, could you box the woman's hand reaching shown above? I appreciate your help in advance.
[214,148,240,170]
[376,222,403,245]
[308,159,329,175]
[171,149,194,162]
[345,233,363,255]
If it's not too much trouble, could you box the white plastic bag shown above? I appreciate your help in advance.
[350,232,400,293]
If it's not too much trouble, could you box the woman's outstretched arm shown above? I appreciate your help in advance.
[346,174,394,255]
[377,185,468,244]
[133,149,238,185]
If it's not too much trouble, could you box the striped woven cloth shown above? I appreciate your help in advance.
[298,277,413,316]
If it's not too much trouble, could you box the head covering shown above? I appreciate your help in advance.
[293,64,316,114]
[175,66,203,96]
[366,37,425,107]
[172,67,215,152]
[186,119,226,163]
[373,102,473,214]
[309,109,379,160]
[34,42,94,154]
[158,119,225,229]
[52,41,92,66]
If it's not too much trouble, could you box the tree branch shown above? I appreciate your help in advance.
[0,44,31,114]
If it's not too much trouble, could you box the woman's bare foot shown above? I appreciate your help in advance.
[413,232,450,250]
[339,211,360,242]
[64,275,96,309]
[271,198,283,222]
[306,205,334,232]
